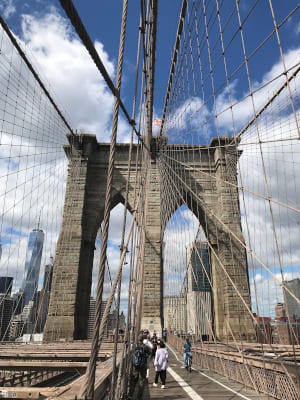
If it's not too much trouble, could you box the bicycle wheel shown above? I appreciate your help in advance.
[188,357,192,372]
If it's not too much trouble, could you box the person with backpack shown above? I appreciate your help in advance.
[153,341,169,389]
[143,334,153,379]
[128,334,151,400]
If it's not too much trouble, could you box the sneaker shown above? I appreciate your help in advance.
[161,385,165,389]
[153,383,158,387]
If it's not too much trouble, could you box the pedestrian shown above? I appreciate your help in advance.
[151,330,157,342]
[128,334,151,400]
[150,337,158,363]
[183,337,192,370]
[153,341,169,389]
[162,328,167,342]
[143,334,153,379]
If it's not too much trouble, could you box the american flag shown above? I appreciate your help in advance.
[153,118,162,126]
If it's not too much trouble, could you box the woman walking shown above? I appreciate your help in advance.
[153,341,169,389]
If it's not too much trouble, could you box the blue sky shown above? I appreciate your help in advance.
[2,1,297,117]
[1,0,182,119]
[1,0,299,127]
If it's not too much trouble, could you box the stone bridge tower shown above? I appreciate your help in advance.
[44,134,254,342]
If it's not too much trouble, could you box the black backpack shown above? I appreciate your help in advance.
[132,344,147,369]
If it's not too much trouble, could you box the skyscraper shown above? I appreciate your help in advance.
[284,279,300,319]
[0,277,14,340]
[42,258,54,292]
[22,229,44,306]
[36,257,54,333]
[0,277,13,295]
[0,293,14,340]
[186,242,212,340]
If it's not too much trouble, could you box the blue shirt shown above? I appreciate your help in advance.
[183,343,191,353]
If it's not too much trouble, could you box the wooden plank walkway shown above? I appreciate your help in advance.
[135,345,270,400]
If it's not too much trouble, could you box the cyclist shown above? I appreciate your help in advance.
[183,337,192,370]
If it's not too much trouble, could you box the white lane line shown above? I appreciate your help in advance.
[168,367,204,400]
[167,344,253,400]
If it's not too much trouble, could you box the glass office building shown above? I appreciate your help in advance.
[22,229,44,306]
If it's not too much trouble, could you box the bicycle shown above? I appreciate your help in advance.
[186,351,192,372]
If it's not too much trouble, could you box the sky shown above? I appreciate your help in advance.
[0,0,183,127]
[1,1,299,135]
[0,0,300,321]
[0,0,184,318]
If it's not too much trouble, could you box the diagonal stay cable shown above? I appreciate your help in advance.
[58,0,143,140]
[0,16,74,135]
[160,154,300,307]
[159,0,187,137]
[232,65,300,142]
[81,0,129,397]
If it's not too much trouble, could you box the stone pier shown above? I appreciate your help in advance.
[44,134,254,341]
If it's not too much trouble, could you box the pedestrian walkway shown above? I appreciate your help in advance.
[134,344,270,399]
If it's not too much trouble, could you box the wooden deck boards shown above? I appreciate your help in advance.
[0,341,298,399]
[142,348,270,400]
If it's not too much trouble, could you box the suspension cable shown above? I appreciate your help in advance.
[58,0,142,139]
[81,0,129,397]
[0,16,74,135]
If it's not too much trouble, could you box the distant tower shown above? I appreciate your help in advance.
[87,297,96,340]
[0,277,13,295]
[0,276,14,340]
[87,297,108,339]
[22,228,45,306]
[284,279,300,319]
[36,257,54,333]
[0,293,14,340]
[42,257,54,292]
[186,242,212,340]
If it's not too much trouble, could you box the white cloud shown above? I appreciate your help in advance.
[18,9,131,142]
[160,45,300,318]
[163,97,210,143]
[0,0,16,19]
[250,270,300,317]
[239,109,300,272]
[215,48,300,133]
[163,206,199,296]
[0,8,135,318]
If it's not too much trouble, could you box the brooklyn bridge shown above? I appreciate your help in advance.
[0,0,299,399]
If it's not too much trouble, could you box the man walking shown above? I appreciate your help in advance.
[128,334,150,400]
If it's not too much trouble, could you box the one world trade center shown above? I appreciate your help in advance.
[22,228,44,305]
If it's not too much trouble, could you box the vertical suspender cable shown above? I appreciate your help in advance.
[81,0,129,398]
[113,11,144,399]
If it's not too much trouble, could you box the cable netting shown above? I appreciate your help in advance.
[0,0,299,398]
[0,20,70,341]
[160,1,299,397]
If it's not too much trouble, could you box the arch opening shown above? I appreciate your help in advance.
[87,203,134,340]
[162,205,213,341]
